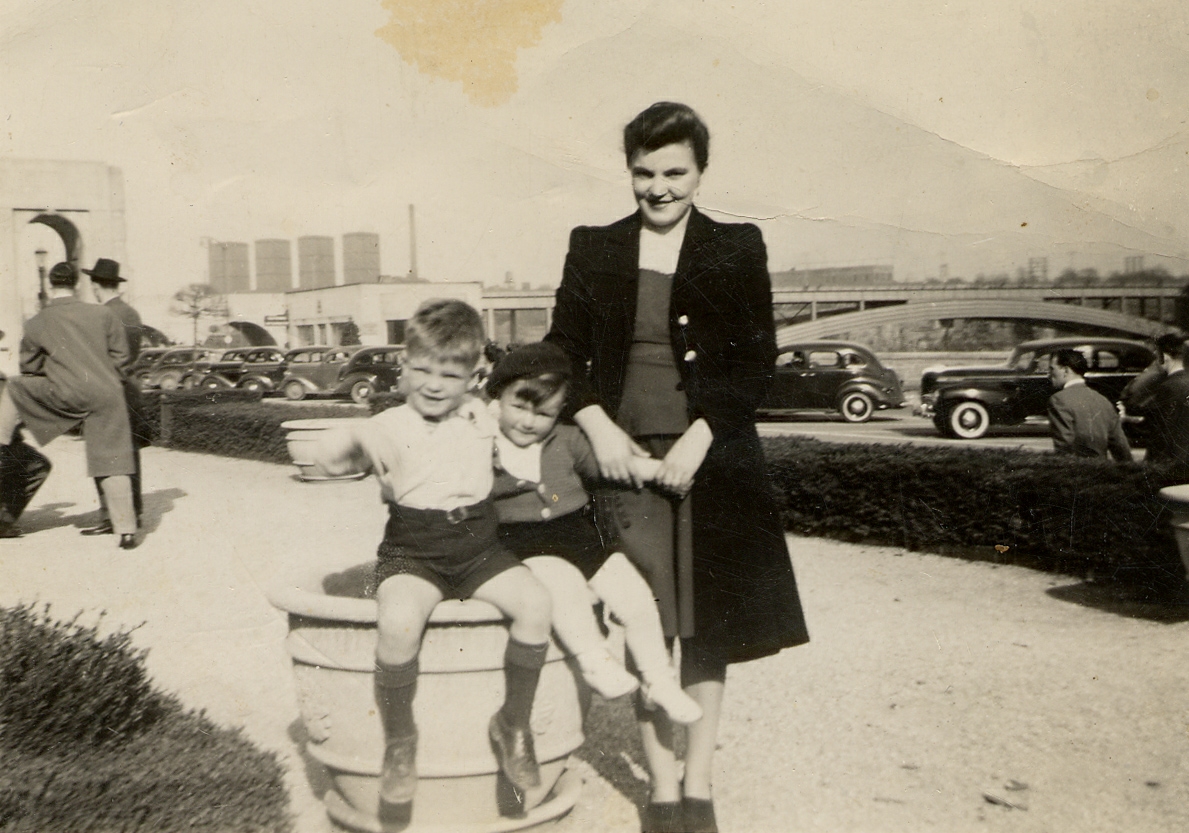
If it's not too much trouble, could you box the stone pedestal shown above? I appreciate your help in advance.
[268,563,584,832]
[1158,484,1189,580]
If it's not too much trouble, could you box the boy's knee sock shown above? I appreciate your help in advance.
[375,658,419,739]
[499,637,548,728]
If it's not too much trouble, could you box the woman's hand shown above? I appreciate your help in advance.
[574,405,651,487]
[655,419,713,497]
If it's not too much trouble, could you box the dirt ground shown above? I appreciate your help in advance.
[2,439,1187,832]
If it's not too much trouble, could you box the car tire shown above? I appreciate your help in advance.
[946,400,991,439]
[158,373,181,391]
[240,378,263,393]
[350,379,373,405]
[203,376,228,390]
[284,381,307,401]
[838,391,874,423]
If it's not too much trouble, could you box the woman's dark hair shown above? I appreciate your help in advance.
[623,102,710,171]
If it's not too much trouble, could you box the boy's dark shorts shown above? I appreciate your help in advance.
[375,498,522,599]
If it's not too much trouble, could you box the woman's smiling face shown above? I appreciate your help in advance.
[630,141,702,231]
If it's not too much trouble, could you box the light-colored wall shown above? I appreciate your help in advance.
[0,158,126,375]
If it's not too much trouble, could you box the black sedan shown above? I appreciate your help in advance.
[759,341,906,422]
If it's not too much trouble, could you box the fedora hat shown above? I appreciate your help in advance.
[82,258,125,284]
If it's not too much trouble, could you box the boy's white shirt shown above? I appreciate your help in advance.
[488,399,544,483]
[364,398,497,510]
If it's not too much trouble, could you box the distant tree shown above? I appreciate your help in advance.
[170,283,228,345]
[340,320,362,346]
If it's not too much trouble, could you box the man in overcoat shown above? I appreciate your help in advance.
[0,262,139,547]
[82,258,149,533]
[1047,349,1133,461]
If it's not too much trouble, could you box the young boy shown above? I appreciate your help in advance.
[312,300,554,819]
[486,342,702,724]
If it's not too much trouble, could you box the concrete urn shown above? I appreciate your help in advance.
[268,563,584,832]
[1158,484,1189,580]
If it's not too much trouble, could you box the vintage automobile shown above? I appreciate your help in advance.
[137,347,223,391]
[757,341,906,423]
[126,347,169,384]
[279,345,402,404]
[919,336,1158,439]
[181,346,288,391]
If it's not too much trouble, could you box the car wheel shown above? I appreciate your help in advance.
[947,400,991,439]
[203,376,228,390]
[284,381,307,401]
[838,391,874,423]
[241,378,263,392]
[158,373,181,391]
[350,379,373,405]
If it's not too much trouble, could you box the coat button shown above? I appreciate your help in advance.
[540,507,552,519]
[677,315,689,326]
[683,350,697,362]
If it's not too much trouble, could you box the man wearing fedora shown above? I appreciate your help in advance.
[83,258,149,534]
[0,262,139,548]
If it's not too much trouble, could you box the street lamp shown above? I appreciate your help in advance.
[34,248,48,309]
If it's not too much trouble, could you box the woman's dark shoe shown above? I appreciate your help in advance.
[682,796,718,833]
[118,533,138,550]
[641,801,683,833]
[81,520,115,536]
[0,521,22,539]
[488,711,540,792]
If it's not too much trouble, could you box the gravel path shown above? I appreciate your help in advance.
[2,438,1187,832]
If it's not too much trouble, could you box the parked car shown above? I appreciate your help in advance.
[181,346,288,391]
[137,347,223,391]
[280,346,402,404]
[127,347,169,385]
[235,347,290,393]
[758,341,906,423]
[919,336,1157,439]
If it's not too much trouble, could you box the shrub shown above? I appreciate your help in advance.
[764,436,1187,581]
[154,391,364,465]
[0,604,291,832]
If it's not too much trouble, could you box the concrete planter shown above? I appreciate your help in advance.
[281,418,370,482]
[1158,484,1189,579]
[268,563,584,832]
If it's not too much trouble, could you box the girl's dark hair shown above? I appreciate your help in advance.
[488,373,568,406]
[623,102,710,171]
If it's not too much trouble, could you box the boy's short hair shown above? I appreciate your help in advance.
[1155,332,1185,360]
[486,341,571,404]
[404,299,485,366]
[1052,349,1088,377]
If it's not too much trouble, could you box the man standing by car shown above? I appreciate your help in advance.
[1141,338,1189,469]
[1047,349,1133,461]
[83,258,149,533]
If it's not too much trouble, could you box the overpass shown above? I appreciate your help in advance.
[776,298,1173,344]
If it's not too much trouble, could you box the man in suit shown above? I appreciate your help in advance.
[1142,339,1189,469]
[0,262,139,548]
[82,258,148,534]
[1047,349,1133,461]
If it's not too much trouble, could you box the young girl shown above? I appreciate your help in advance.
[486,342,701,724]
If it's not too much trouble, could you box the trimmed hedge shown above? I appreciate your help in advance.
[0,604,291,832]
[151,390,364,464]
[765,436,1187,581]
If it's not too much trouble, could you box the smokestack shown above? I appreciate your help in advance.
[408,204,418,280]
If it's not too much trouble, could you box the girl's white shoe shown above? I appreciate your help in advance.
[641,676,703,724]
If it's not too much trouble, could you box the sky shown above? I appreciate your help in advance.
[2,0,1187,332]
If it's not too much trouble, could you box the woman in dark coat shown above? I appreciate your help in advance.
[546,102,809,833]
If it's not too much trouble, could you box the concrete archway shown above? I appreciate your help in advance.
[777,299,1173,345]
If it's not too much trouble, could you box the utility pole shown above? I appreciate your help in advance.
[408,205,418,280]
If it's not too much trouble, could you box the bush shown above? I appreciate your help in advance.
[153,391,364,465]
[0,604,291,832]
[764,437,1187,581]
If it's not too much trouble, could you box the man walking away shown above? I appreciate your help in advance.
[82,258,148,533]
[1047,349,1133,462]
[0,262,139,548]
